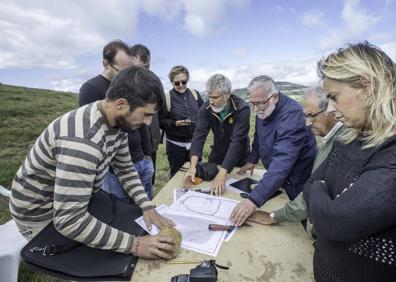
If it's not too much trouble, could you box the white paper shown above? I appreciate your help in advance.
[170,191,240,220]
[135,204,230,256]
[225,178,242,193]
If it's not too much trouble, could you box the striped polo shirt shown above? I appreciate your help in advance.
[10,101,153,254]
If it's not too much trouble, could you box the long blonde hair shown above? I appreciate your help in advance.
[317,42,396,148]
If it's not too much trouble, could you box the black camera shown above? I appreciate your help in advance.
[170,260,228,282]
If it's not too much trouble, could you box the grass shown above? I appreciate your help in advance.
[0,83,291,281]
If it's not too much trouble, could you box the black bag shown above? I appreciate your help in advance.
[195,162,219,181]
[20,190,147,281]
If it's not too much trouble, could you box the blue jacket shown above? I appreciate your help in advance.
[248,93,317,207]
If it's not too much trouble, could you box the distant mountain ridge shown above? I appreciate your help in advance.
[200,81,307,102]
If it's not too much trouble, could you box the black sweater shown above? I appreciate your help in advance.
[303,134,396,281]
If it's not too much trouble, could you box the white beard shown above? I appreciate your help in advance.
[257,103,276,120]
[211,104,226,113]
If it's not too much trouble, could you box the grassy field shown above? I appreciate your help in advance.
[0,83,275,281]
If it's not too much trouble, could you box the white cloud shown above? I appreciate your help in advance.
[342,0,381,34]
[0,0,251,71]
[380,41,396,62]
[302,10,324,27]
[177,58,318,92]
[320,0,382,51]
[233,48,247,58]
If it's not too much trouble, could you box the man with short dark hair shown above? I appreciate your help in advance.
[79,41,157,200]
[130,44,161,186]
[11,67,176,259]
[79,40,133,106]
[230,75,317,226]
[130,44,151,69]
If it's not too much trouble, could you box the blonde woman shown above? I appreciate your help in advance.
[303,42,396,281]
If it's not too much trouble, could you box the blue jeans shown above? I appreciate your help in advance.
[103,159,154,202]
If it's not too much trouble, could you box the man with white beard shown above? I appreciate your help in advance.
[230,75,317,226]
[184,74,251,195]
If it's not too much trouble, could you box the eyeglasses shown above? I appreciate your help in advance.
[304,108,326,121]
[173,80,187,86]
[249,93,274,108]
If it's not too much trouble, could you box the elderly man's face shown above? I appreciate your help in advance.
[304,94,337,137]
[208,91,229,113]
[249,87,278,119]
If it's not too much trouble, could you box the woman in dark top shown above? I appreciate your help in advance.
[303,42,396,281]
[160,65,204,177]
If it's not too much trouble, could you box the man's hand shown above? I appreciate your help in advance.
[143,208,175,232]
[184,166,197,187]
[131,235,176,260]
[211,168,227,195]
[230,199,256,226]
[175,119,192,127]
[247,210,277,225]
[237,162,255,175]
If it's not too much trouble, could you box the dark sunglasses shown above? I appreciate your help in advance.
[174,80,187,86]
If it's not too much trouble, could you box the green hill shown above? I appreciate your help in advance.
[0,83,78,282]
[0,83,79,188]
[201,81,307,104]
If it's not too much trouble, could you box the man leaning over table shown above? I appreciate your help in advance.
[230,75,317,226]
[184,74,251,195]
[10,67,177,260]
[245,86,344,225]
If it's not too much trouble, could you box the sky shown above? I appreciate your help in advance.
[0,0,395,93]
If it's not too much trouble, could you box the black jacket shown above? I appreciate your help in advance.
[128,126,152,163]
[190,94,250,172]
[159,88,204,142]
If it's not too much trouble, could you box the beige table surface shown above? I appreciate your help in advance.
[132,168,314,282]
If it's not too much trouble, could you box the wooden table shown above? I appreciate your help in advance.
[132,168,314,282]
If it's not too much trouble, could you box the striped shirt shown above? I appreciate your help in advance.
[10,101,154,254]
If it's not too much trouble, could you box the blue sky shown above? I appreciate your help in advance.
[0,0,395,93]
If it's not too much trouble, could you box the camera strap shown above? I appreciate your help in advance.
[210,260,229,270]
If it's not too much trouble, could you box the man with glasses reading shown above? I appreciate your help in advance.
[244,87,344,225]
[230,75,317,227]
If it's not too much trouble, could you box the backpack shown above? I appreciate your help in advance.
[165,89,199,112]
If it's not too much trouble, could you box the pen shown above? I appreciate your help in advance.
[183,189,211,194]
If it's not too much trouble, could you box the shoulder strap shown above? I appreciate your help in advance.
[190,89,198,101]
[165,90,171,112]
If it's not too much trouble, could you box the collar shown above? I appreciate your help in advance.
[322,122,343,145]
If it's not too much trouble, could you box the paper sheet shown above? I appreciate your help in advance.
[135,204,229,256]
[171,191,240,220]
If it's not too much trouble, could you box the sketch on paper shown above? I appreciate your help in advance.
[171,191,240,220]
[180,196,221,216]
